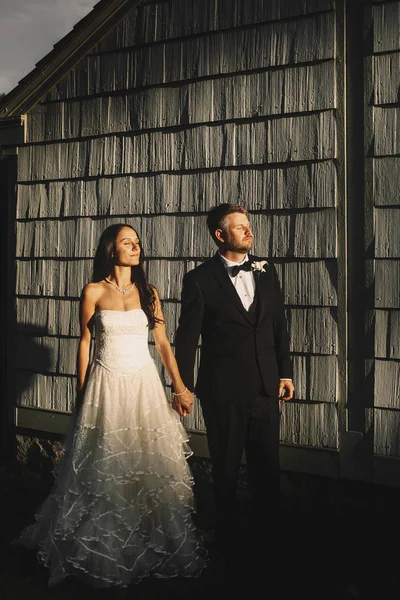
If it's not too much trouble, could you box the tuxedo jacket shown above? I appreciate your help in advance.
[174,253,293,405]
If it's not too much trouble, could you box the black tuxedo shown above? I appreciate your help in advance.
[175,252,293,533]
[175,253,292,400]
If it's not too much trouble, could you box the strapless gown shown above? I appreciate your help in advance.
[15,309,206,587]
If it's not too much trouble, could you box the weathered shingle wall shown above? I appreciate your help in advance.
[371,1,400,457]
[16,0,340,449]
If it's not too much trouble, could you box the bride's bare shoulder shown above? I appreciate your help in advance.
[81,281,106,302]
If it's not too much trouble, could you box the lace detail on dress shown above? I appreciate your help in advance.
[94,309,151,375]
[14,309,207,587]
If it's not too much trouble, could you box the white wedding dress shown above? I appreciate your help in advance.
[16,309,206,587]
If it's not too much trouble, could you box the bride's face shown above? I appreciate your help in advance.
[114,227,141,267]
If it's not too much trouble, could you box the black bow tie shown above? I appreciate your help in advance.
[231,262,252,277]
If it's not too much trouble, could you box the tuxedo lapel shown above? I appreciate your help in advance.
[210,253,255,324]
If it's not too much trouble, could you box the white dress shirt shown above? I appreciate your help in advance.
[219,253,255,311]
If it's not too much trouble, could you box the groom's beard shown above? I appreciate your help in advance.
[223,232,253,253]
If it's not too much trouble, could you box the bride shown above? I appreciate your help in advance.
[15,223,207,587]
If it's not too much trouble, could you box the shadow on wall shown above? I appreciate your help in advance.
[13,324,65,479]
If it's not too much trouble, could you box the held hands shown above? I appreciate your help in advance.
[171,387,194,417]
[279,379,294,402]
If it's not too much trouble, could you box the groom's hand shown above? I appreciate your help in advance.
[279,379,294,402]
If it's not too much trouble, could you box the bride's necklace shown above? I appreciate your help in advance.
[105,278,135,294]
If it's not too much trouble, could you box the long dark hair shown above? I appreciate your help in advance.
[93,223,162,330]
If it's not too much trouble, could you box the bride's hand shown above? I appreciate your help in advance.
[172,396,189,417]
[172,389,194,416]
[177,388,194,410]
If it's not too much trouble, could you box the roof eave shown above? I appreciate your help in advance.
[0,0,142,120]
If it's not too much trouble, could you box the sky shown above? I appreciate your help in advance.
[0,0,98,95]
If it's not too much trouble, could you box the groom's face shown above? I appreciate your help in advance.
[220,212,253,252]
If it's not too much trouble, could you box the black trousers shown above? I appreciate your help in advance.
[201,393,280,528]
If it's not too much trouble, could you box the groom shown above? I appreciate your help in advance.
[174,203,294,545]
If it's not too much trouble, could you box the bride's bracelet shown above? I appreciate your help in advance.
[172,387,188,397]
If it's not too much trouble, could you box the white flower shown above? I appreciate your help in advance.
[251,260,268,272]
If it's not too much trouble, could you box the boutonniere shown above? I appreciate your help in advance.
[251,260,268,273]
